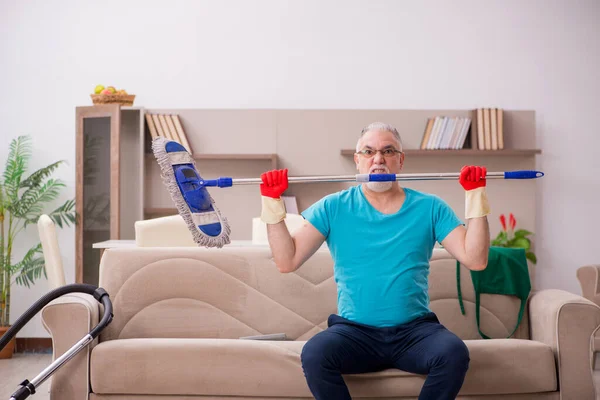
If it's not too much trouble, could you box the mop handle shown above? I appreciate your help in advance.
[201,170,544,188]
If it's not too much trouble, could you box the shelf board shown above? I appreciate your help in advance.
[145,208,177,216]
[340,149,541,156]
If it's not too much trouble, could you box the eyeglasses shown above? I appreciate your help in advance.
[355,148,403,158]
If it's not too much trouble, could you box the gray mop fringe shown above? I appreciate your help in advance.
[151,137,231,248]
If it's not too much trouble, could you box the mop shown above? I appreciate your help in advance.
[152,137,544,248]
[152,138,232,248]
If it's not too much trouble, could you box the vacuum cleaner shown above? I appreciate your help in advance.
[0,284,113,400]
[151,136,545,249]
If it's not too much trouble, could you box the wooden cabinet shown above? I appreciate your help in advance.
[75,105,144,284]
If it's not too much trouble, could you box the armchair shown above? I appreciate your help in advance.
[576,264,600,369]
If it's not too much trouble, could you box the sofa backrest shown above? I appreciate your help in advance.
[97,246,530,342]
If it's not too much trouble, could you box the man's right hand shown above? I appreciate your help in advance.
[260,169,288,199]
[259,168,326,273]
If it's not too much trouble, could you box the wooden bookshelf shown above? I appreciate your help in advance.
[76,107,541,276]
[340,149,542,157]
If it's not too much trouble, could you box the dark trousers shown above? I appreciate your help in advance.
[300,312,469,400]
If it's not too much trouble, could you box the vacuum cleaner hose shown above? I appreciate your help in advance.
[0,283,113,352]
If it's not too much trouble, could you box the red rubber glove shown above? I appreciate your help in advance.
[260,169,288,198]
[460,165,490,219]
[459,165,487,191]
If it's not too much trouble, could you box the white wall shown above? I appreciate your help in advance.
[1,0,598,338]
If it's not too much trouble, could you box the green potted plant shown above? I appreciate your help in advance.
[0,135,76,358]
[491,213,537,264]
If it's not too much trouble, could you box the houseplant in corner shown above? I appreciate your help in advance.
[0,135,76,358]
[491,213,537,264]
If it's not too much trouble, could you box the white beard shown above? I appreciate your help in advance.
[365,164,394,192]
[366,181,394,192]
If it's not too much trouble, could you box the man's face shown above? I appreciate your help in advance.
[354,130,404,176]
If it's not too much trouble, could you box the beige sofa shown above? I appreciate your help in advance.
[577,264,600,369]
[41,246,600,400]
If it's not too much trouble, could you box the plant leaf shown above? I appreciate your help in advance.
[10,179,66,226]
[512,237,531,249]
[11,243,46,288]
[514,229,533,238]
[0,182,4,211]
[20,160,64,189]
[492,231,508,246]
[3,135,32,201]
[525,251,537,264]
[47,199,76,228]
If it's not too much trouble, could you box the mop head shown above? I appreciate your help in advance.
[152,137,231,248]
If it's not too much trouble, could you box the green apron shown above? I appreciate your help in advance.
[456,246,531,339]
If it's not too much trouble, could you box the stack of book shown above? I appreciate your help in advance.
[145,113,193,154]
[419,116,471,150]
[473,108,504,150]
[419,108,504,151]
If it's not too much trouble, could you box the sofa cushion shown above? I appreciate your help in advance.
[90,338,556,397]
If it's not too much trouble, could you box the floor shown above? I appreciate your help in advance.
[2,354,600,399]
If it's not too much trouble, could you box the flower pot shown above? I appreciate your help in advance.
[0,325,16,359]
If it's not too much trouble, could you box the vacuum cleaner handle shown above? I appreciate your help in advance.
[1,284,113,400]
[199,170,545,187]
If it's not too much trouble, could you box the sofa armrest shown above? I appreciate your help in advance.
[529,289,600,400]
[577,265,600,306]
[41,293,100,400]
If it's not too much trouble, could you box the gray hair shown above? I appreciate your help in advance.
[356,122,403,152]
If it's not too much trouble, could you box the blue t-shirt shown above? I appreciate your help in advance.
[301,185,463,327]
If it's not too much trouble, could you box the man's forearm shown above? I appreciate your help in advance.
[465,216,490,270]
[267,222,296,273]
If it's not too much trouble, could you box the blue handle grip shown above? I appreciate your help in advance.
[217,177,233,187]
[503,170,544,179]
[199,177,233,188]
[369,174,397,182]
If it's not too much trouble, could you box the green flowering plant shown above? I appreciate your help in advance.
[491,213,537,264]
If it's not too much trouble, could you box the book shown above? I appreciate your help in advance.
[145,113,193,155]
[145,114,159,140]
[420,118,435,149]
[171,115,193,154]
[491,108,498,150]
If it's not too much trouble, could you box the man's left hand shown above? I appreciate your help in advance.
[459,165,487,191]
[460,165,490,219]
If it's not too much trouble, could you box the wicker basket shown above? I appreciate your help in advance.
[90,94,136,106]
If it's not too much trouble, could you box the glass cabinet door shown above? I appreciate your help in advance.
[76,106,120,285]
